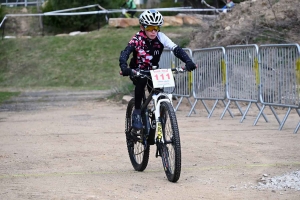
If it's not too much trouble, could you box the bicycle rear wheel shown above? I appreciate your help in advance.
[125,98,150,171]
[160,101,181,182]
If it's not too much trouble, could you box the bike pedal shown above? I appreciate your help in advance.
[131,129,142,136]
[128,130,141,142]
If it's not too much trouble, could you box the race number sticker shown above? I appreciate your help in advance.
[150,69,175,88]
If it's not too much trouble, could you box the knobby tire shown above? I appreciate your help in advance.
[160,101,181,182]
[125,98,150,171]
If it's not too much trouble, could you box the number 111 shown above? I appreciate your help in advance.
[154,73,170,80]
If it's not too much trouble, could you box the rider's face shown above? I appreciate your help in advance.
[141,25,159,40]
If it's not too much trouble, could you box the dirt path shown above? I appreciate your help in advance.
[0,94,299,199]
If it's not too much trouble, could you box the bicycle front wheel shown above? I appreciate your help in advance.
[125,98,150,171]
[160,101,181,182]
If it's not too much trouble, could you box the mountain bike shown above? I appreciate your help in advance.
[124,67,185,182]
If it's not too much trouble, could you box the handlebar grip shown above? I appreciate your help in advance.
[120,69,137,76]
[171,67,186,73]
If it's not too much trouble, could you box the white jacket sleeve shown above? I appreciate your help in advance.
[157,32,178,50]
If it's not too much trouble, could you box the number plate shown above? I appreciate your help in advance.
[150,69,175,88]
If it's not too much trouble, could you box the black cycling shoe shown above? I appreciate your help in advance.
[132,110,143,130]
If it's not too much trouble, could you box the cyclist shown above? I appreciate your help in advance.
[222,0,235,12]
[119,9,197,130]
[121,0,137,18]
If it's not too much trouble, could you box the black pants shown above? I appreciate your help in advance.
[127,10,136,18]
[131,76,153,109]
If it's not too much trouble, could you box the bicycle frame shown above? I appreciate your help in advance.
[140,87,173,144]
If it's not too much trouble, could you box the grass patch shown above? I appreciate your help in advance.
[0,25,196,93]
[0,91,20,104]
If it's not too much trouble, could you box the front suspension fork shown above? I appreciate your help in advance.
[155,118,163,157]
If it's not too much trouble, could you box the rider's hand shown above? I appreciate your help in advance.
[185,61,197,72]
[121,67,132,76]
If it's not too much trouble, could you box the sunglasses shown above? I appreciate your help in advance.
[144,25,160,32]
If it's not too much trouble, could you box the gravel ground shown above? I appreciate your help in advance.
[229,170,300,192]
[256,171,300,191]
[0,90,299,199]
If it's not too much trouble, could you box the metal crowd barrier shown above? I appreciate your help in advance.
[161,44,300,133]
[254,44,300,133]
[0,0,43,7]
[221,44,268,122]
[188,47,232,118]
[295,120,300,133]
[159,48,194,112]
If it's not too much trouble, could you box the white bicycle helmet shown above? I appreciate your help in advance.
[139,9,164,26]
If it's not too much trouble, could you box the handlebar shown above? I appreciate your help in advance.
[119,67,187,76]
[136,67,186,77]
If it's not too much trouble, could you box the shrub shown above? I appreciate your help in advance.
[0,5,5,22]
[42,0,122,32]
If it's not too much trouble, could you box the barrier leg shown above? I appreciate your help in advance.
[235,101,244,116]
[221,100,234,118]
[188,98,196,114]
[269,106,281,126]
[187,99,198,117]
[294,109,300,133]
[278,107,291,130]
[220,100,231,119]
[240,102,252,123]
[207,100,219,118]
[255,102,268,122]
[253,104,266,125]
[174,97,183,112]
[294,122,300,134]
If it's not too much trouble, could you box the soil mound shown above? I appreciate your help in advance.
[189,0,300,48]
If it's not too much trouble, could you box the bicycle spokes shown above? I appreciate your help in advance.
[125,98,150,172]
[162,146,171,171]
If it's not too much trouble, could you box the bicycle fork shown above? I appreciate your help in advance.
[152,93,173,158]
[155,118,163,158]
